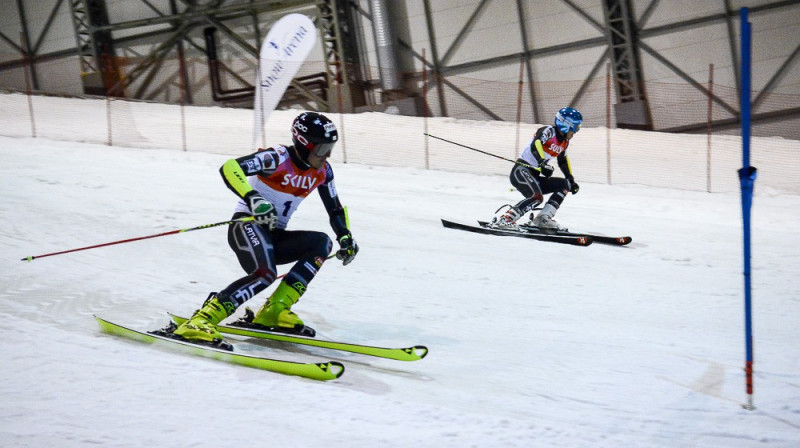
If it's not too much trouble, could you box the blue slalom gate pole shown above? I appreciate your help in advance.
[738,7,757,411]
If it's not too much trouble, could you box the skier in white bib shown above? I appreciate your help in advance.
[174,112,358,345]
[491,107,583,231]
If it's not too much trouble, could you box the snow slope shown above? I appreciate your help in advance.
[1,135,799,447]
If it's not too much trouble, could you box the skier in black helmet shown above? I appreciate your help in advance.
[173,111,359,345]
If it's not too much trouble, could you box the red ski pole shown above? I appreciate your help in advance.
[21,216,255,262]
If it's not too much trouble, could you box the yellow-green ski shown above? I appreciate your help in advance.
[95,316,344,380]
[170,313,428,362]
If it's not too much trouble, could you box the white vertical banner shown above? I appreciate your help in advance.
[252,13,317,149]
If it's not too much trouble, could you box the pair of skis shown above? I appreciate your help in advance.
[95,314,428,381]
[441,219,631,246]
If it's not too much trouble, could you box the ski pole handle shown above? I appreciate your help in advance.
[21,216,255,262]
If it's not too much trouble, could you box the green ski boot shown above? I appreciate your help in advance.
[173,293,232,343]
[251,281,314,336]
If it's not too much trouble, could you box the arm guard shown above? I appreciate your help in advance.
[218,149,280,199]
[533,140,547,166]
[219,158,253,198]
[530,127,551,173]
[318,164,350,238]
[557,152,574,179]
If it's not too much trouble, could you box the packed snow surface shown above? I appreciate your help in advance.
[2,136,799,447]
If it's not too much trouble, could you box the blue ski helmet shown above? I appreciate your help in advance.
[555,107,583,134]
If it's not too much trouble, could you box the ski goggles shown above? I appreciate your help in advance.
[294,132,337,157]
[310,141,336,157]
[556,117,581,134]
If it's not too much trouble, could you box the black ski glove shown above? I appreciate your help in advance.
[538,160,554,178]
[336,234,359,265]
[567,177,580,194]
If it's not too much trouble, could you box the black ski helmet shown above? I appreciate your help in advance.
[291,112,338,160]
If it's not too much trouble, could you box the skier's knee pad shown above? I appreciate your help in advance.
[307,232,333,257]
[252,267,277,284]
